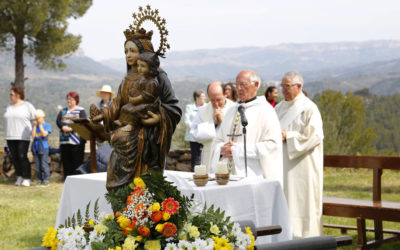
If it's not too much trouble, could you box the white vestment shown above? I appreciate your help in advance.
[275,92,324,238]
[210,97,283,186]
[190,99,234,171]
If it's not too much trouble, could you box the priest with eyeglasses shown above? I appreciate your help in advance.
[210,70,283,186]
[275,70,324,239]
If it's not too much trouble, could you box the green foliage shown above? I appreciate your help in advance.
[0,0,92,87]
[77,209,83,226]
[94,198,100,221]
[190,204,234,239]
[105,184,132,213]
[85,201,91,224]
[313,89,377,155]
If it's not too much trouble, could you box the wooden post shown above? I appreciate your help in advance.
[373,168,383,241]
[90,133,97,173]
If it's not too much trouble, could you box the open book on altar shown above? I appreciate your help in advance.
[69,118,110,142]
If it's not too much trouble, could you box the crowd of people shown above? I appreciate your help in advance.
[4,67,323,239]
[3,85,116,187]
[185,70,323,239]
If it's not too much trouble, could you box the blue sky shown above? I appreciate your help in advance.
[67,0,400,61]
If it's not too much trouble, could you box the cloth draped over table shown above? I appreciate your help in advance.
[102,68,181,190]
[275,92,324,238]
[211,96,283,186]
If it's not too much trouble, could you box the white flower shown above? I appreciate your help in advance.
[177,240,191,249]
[164,243,178,250]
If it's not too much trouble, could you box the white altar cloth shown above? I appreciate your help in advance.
[56,171,292,243]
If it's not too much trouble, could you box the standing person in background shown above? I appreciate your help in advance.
[96,84,115,109]
[265,86,279,107]
[56,92,87,180]
[4,87,36,186]
[190,81,235,171]
[31,109,52,186]
[223,82,238,102]
[275,70,324,238]
[184,90,206,171]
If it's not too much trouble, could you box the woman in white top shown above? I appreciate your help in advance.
[184,90,206,170]
[4,87,36,186]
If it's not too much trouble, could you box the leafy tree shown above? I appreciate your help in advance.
[0,0,92,88]
[313,89,376,155]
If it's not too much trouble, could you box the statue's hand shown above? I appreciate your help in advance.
[91,114,104,123]
[141,111,160,126]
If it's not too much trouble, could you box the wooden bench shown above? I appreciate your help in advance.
[323,155,400,249]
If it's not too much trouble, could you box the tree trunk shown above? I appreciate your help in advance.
[14,35,24,88]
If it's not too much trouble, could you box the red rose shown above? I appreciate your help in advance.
[138,225,151,237]
[162,222,177,237]
[150,211,163,222]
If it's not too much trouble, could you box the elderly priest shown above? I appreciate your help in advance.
[275,70,324,238]
[210,70,283,185]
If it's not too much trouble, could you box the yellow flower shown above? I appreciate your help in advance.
[188,225,200,238]
[155,223,164,232]
[109,247,122,250]
[88,219,95,226]
[210,223,220,235]
[245,227,255,250]
[41,226,59,250]
[179,230,187,240]
[163,212,171,221]
[94,224,108,234]
[213,236,233,250]
[134,177,146,188]
[144,240,161,250]
[117,215,130,229]
[149,202,161,211]
[122,236,139,250]
[102,213,115,223]
[135,235,143,242]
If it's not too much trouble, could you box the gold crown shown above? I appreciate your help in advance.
[126,5,170,56]
[123,27,153,41]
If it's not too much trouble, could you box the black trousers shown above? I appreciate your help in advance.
[189,141,202,171]
[60,143,85,179]
[7,140,31,179]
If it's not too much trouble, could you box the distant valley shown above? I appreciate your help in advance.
[1,40,400,132]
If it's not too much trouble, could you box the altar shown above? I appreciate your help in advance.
[56,170,292,243]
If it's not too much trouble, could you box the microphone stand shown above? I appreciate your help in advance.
[242,123,248,177]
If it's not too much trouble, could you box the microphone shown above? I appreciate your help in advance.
[237,104,248,127]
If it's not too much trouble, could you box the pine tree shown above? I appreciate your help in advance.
[0,0,92,88]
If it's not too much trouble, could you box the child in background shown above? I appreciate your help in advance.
[31,109,52,186]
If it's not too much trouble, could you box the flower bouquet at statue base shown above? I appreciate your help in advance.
[42,170,255,250]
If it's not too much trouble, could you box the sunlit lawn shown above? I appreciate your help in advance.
[0,168,399,249]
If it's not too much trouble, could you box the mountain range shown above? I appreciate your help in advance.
[1,40,400,118]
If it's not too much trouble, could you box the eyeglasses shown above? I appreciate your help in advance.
[280,83,298,89]
[235,82,249,88]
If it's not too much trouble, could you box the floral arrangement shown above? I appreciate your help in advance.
[42,171,255,249]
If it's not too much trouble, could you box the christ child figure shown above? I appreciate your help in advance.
[113,51,161,131]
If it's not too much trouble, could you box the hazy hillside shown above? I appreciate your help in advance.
[305,58,400,96]
[101,40,400,81]
[1,39,400,133]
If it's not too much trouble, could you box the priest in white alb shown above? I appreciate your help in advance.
[275,70,324,238]
[210,70,283,185]
[190,81,234,171]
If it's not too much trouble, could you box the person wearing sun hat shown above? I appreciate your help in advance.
[96,85,115,108]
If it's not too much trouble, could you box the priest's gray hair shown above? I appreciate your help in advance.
[249,71,261,89]
[283,71,304,87]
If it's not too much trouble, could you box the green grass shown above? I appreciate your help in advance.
[323,168,400,249]
[0,178,63,249]
[0,168,399,249]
